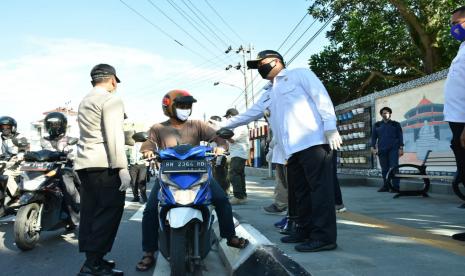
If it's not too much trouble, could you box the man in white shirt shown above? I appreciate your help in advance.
[445,6,465,242]
[222,50,342,252]
[223,108,250,205]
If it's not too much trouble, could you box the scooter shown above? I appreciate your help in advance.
[151,128,234,276]
[13,137,79,251]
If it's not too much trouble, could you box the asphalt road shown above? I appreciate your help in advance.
[0,179,228,276]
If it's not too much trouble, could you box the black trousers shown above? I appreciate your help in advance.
[129,164,147,200]
[61,168,81,225]
[287,144,337,244]
[77,168,125,254]
[212,155,229,192]
[332,150,343,206]
[229,157,247,199]
[449,122,465,186]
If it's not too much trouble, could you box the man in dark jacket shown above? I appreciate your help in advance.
[371,107,404,192]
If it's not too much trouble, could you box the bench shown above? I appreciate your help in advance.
[386,150,460,199]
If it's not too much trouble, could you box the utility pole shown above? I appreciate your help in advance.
[224,44,254,110]
[248,43,255,105]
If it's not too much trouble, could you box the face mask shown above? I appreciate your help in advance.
[258,60,276,79]
[382,113,391,120]
[175,108,191,122]
[451,23,465,41]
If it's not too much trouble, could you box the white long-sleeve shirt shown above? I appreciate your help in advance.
[444,42,465,123]
[266,135,286,164]
[223,68,337,159]
[228,125,250,160]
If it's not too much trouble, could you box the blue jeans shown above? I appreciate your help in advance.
[378,148,400,189]
[142,178,236,252]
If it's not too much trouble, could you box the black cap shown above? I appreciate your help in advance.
[90,64,121,83]
[209,115,222,122]
[246,50,284,69]
[224,108,239,117]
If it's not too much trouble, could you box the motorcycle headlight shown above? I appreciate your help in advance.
[170,185,201,205]
[160,173,209,205]
[22,175,47,191]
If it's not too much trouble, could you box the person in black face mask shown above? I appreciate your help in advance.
[222,49,342,253]
[444,6,465,242]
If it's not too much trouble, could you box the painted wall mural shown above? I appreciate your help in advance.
[375,79,453,165]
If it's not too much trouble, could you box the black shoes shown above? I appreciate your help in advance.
[377,186,389,192]
[295,240,337,252]
[452,232,465,241]
[280,230,309,243]
[77,261,123,276]
[131,197,140,202]
[102,259,116,269]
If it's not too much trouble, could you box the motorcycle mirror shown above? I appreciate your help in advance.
[216,128,234,139]
[132,132,148,143]
[12,137,29,148]
[67,137,79,146]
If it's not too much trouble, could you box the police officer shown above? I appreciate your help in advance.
[370,107,404,192]
[75,64,129,275]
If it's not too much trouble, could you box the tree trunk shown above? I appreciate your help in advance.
[388,0,437,74]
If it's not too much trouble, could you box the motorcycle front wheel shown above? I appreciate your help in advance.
[170,226,189,276]
[14,203,41,251]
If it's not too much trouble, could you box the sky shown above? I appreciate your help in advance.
[0,0,331,135]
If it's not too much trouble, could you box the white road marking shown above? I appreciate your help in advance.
[129,204,145,222]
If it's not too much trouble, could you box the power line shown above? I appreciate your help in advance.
[282,18,318,58]
[186,0,238,48]
[277,12,309,51]
[119,0,182,46]
[204,0,244,44]
[138,69,227,96]
[119,0,217,64]
[287,15,335,65]
[146,0,220,54]
[165,0,225,53]
[181,0,230,48]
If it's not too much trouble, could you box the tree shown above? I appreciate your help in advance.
[308,0,461,104]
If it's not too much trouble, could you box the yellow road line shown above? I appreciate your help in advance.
[338,212,465,256]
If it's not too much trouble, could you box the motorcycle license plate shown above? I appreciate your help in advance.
[161,160,207,173]
[20,162,54,171]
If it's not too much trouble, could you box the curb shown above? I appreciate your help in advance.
[213,217,311,276]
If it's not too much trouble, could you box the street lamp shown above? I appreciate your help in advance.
[213,81,244,92]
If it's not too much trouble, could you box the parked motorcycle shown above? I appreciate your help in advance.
[13,137,79,251]
[155,128,234,276]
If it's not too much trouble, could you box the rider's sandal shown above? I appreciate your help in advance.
[226,236,249,249]
[135,254,156,271]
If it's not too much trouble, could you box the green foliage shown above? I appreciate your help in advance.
[308,0,462,105]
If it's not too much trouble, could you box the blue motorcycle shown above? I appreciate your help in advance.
[157,144,216,276]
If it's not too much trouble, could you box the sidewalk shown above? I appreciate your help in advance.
[231,174,465,276]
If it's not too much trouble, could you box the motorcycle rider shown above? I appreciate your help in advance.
[135,90,249,272]
[40,112,80,227]
[0,116,27,216]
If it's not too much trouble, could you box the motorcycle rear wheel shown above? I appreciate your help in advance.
[14,203,41,251]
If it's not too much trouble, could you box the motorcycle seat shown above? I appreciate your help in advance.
[24,150,65,162]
